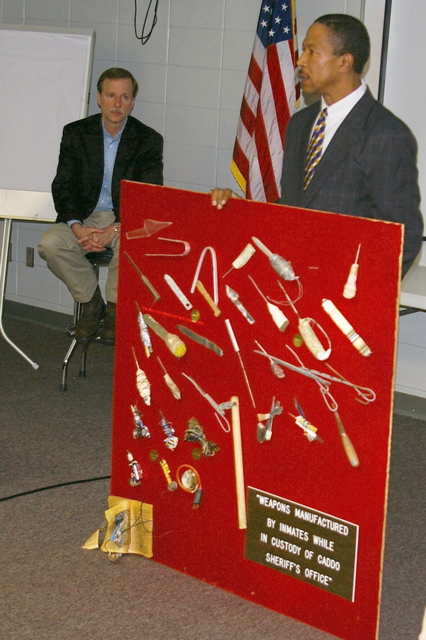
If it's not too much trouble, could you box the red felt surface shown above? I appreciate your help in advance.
[110,181,403,640]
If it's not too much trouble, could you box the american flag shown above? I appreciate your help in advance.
[231,1,299,202]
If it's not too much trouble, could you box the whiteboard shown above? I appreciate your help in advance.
[0,25,94,219]
[0,189,56,222]
[383,0,426,230]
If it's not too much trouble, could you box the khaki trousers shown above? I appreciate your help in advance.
[38,211,119,303]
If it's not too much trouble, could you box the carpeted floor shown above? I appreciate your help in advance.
[0,317,425,640]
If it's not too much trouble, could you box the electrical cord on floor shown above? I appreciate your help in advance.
[0,475,111,503]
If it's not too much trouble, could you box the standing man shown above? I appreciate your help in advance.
[39,67,163,343]
[211,14,423,277]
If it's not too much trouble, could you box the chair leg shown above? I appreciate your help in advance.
[79,336,97,377]
[60,337,79,391]
[60,258,110,389]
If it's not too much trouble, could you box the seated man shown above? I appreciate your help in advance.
[38,67,164,343]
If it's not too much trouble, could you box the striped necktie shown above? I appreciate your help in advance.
[304,108,327,190]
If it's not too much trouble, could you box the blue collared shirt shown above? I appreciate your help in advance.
[93,119,126,212]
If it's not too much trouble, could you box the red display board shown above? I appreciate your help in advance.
[111,181,403,640]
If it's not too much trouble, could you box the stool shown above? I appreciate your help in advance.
[60,248,114,391]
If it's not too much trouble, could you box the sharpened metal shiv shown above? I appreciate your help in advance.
[176,324,223,356]
[182,372,231,433]
[225,285,255,324]
[164,274,192,310]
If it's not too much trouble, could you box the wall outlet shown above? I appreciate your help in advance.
[26,247,34,268]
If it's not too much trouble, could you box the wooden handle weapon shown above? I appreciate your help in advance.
[231,396,247,529]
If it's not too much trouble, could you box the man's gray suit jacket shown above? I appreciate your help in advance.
[278,89,423,275]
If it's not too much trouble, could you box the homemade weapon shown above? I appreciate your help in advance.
[132,347,151,405]
[343,244,361,299]
[131,404,150,439]
[249,276,289,331]
[225,318,256,408]
[252,236,298,281]
[143,313,187,357]
[157,356,181,399]
[231,396,247,529]
[222,243,256,278]
[225,285,255,324]
[280,282,331,361]
[135,301,152,357]
[321,298,371,357]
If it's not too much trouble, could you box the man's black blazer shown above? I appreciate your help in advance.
[52,113,164,223]
[278,89,424,275]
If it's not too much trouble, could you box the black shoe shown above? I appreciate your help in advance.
[100,302,116,344]
[75,286,105,340]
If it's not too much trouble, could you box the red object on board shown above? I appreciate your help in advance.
[111,181,403,640]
